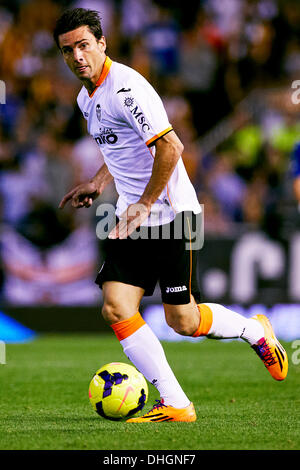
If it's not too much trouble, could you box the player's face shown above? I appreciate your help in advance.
[58,25,106,84]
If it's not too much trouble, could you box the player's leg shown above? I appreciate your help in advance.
[164,299,288,381]
[160,211,287,381]
[102,281,193,415]
[159,211,259,340]
[97,221,196,420]
[160,211,261,341]
[164,300,264,344]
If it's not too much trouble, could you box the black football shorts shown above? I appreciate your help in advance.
[95,211,201,305]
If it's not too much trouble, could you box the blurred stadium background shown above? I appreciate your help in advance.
[0,0,300,341]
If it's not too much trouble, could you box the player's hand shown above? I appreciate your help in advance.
[108,203,151,239]
[59,181,100,209]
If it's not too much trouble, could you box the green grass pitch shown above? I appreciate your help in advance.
[0,334,299,450]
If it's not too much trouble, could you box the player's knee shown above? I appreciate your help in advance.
[101,297,138,326]
[166,313,194,336]
[173,324,191,336]
[101,299,124,325]
[164,300,200,336]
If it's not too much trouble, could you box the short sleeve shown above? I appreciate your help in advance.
[112,74,173,147]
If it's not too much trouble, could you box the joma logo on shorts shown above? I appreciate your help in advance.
[166,286,187,293]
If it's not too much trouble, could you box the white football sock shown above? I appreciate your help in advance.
[120,323,190,408]
[204,303,264,345]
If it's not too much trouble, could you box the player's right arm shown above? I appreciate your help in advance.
[59,162,113,209]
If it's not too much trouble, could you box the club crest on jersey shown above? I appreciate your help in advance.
[96,103,102,122]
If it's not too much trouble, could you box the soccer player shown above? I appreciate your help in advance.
[54,8,288,423]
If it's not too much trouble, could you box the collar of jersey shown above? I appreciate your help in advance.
[88,56,112,98]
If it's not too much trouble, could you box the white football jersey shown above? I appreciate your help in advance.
[77,56,201,226]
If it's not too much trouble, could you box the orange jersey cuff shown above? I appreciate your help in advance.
[111,312,146,341]
[146,126,173,147]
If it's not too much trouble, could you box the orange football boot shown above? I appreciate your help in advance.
[251,314,288,381]
[126,399,196,423]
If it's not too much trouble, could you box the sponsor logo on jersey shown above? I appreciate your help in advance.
[84,111,89,118]
[96,103,101,122]
[165,286,188,293]
[94,127,118,145]
[124,96,134,107]
[124,96,151,133]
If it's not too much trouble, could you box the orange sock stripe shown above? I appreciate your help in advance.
[192,304,213,337]
[111,312,146,341]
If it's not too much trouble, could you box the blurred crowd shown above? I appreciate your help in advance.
[0,0,300,305]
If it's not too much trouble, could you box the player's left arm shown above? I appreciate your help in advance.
[109,130,183,239]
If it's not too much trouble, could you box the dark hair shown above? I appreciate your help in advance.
[53,8,103,48]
